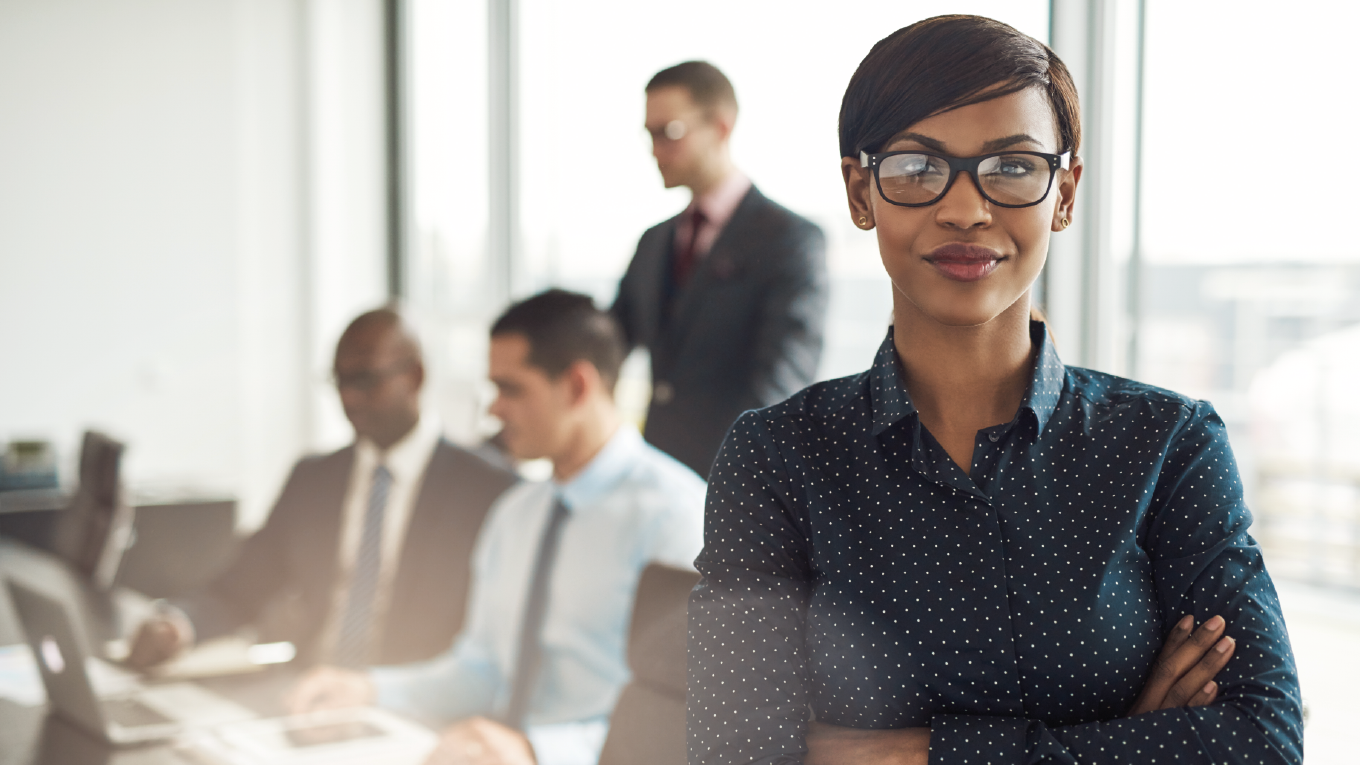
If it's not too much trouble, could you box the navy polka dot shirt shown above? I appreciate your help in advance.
[687,323,1302,764]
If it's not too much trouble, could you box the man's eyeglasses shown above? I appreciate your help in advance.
[646,119,689,144]
[859,149,1071,209]
[332,361,414,393]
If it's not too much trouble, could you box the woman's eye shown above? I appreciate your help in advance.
[884,155,942,178]
[987,157,1038,177]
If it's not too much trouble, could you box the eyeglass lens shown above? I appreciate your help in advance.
[878,153,1053,207]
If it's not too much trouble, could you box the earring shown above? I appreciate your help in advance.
[858,216,869,228]
[1060,217,1070,229]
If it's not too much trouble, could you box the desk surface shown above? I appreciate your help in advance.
[0,539,297,765]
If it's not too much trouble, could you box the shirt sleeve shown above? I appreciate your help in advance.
[645,471,708,570]
[929,401,1304,764]
[174,460,310,642]
[688,411,814,765]
[368,632,500,724]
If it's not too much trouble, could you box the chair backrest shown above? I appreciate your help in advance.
[51,431,133,588]
[597,562,701,765]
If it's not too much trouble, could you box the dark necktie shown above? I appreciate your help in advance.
[673,208,707,286]
[334,464,393,668]
[501,496,571,730]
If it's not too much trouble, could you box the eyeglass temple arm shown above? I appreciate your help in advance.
[860,151,871,168]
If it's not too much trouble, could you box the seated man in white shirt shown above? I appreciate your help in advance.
[288,289,707,765]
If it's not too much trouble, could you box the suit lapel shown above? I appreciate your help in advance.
[313,447,354,568]
[644,217,680,341]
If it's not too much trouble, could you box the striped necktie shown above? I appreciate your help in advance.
[501,495,571,729]
[334,464,393,668]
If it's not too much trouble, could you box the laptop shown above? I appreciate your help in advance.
[6,577,255,744]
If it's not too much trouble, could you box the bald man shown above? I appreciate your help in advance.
[127,309,516,669]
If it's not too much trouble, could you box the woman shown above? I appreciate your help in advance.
[687,15,1302,765]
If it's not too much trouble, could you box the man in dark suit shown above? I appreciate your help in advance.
[613,61,828,478]
[126,308,516,668]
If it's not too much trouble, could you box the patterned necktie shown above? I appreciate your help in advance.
[673,208,707,286]
[334,464,393,668]
[501,496,571,730]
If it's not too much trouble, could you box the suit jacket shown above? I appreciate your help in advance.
[176,439,515,666]
[612,185,828,478]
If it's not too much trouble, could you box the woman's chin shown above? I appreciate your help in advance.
[903,297,1013,330]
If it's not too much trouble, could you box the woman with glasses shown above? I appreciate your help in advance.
[687,15,1302,765]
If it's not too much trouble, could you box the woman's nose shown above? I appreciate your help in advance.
[933,172,992,229]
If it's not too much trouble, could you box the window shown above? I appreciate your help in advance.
[1133,2,1360,757]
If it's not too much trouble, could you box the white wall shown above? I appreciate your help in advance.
[0,0,387,529]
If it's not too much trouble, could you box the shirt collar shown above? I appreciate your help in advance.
[355,412,443,482]
[868,321,1065,439]
[688,170,751,231]
[553,424,644,512]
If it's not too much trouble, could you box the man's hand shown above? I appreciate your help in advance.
[125,613,193,669]
[804,721,929,765]
[285,665,375,715]
[1126,614,1236,716]
[423,717,536,765]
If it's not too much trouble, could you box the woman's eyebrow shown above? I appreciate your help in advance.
[888,132,1045,153]
[890,132,948,152]
[981,133,1044,152]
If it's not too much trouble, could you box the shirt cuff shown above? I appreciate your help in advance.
[525,718,609,765]
[929,713,1029,764]
[368,664,417,716]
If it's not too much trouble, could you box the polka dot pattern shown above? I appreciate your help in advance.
[687,323,1303,764]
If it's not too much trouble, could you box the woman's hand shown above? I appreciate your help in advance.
[1126,614,1236,716]
[804,720,929,765]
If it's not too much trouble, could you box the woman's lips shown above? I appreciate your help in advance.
[924,243,1005,282]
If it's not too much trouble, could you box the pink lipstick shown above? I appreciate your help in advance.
[924,243,1005,282]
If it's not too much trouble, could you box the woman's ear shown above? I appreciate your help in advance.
[841,156,875,230]
[1051,156,1083,232]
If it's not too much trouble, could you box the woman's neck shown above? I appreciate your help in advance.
[891,292,1035,472]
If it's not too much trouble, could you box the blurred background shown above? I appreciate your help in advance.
[0,0,1356,758]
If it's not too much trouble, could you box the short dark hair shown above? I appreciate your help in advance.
[646,60,738,114]
[490,289,626,391]
[838,15,1080,159]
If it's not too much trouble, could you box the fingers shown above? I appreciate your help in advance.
[284,669,325,715]
[425,720,490,765]
[424,718,535,765]
[1158,614,1195,658]
[126,620,181,668]
[1187,679,1219,708]
[1127,615,1231,717]
[1161,635,1235,710]
[286,667,362,715]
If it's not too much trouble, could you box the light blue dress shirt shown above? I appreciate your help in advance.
[370,425,706,764]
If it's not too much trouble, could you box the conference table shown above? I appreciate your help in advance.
[0,538,306,765]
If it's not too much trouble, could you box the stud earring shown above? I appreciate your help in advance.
[858,216,869,228]
[1060,217,1070,229]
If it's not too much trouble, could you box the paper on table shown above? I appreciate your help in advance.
[0,643,45,707]
[145,637,296,681]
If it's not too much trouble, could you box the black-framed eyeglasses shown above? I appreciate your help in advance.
[859,149,1071,208]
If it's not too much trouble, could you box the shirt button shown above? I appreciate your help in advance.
[653,381,674,404]
[988,432,1001,443]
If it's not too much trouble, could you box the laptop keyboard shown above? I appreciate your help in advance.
[104,697,174,727]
